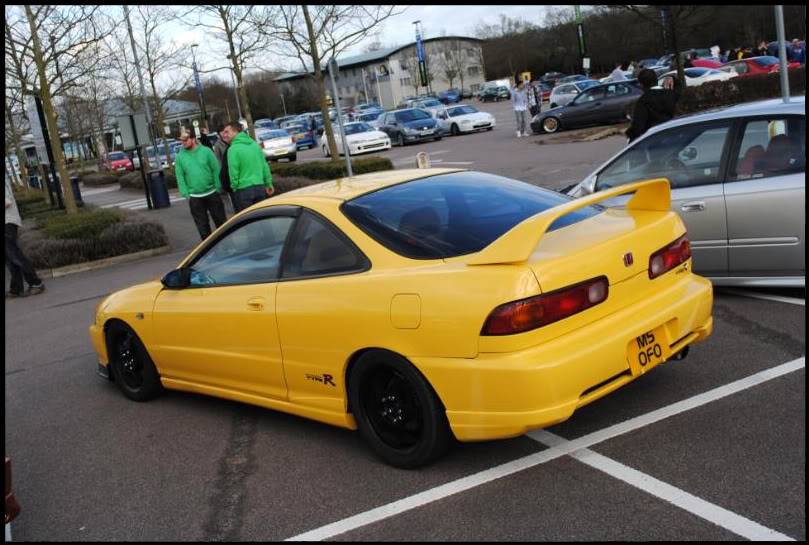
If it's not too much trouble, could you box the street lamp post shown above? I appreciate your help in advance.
[190,44,209,130]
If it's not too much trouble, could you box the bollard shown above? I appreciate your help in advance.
[415,152,431,169]
[70,176,83,205]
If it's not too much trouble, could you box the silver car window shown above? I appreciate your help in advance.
[596,122,732,190]
[730,117,805,181]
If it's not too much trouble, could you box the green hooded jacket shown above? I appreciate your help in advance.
[227,132,273,191]
[175,144,221,198]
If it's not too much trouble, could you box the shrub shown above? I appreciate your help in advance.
[23,214,168,270]
[675,67,806,117]
[13,187,49,208]
[19,201,64,222]
[40,208,123,240]
[81,172,121,187]
[272,176,327,196]
[119,169,178,190]
[269,156,394,180]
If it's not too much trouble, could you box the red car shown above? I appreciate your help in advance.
[691,59,723,69]
[106,151,134,172]
[720,56,801,77]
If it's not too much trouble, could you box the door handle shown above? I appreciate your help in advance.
[246,297,265,311]
[680,201,706,212]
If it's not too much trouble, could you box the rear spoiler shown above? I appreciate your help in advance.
[466,178,671,266]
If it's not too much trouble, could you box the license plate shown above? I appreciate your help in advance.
[272,149,287,155]
[296,133,306,139]
[627,325,670,376]
[420,130,434,136]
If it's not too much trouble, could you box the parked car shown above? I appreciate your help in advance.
[365,111,387,129]
[274,115,298,127]
[256,128,297,162]
[658,67,737,87]
[460,88,474,99]
[89,168,713,468]
[564,97,805,286]
[433,104,495,136]
[378,108,442,146]
[106,151,134,173]
[599,69,635,83]
[254,118,277,130]
[691,58,723,69]
[531,80,642,134]
[540,71,566,86]
[556,74,588,85]
[284,124,317,151]
[719,56,801,77]
[480,86,511,102]
[548,79,601,109]
[413,98,446,116]
[321,122,391,157]
[438,88,462,104]
[356,110,385,125]
[534,81,553,101]
[161,142,184,169]
[638,58,660,69]
[354,102,381,113]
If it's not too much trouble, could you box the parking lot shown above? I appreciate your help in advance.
[4,100,805,541]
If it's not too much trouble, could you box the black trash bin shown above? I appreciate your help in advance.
[28,175,41,189]
[148,170,171,209]
[70,176,83,205]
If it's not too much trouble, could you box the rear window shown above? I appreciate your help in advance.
[261,130,290,140]
[341,171,602,259]
[108,152,126,160]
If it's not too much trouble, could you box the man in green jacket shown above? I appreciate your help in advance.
[222,121,274,213]
[175,131,227,240]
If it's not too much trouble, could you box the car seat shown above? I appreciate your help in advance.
[736,144,765,177]
[763,134,800,175]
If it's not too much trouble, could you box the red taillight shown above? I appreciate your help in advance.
[648,234,691,279]
[481,276,609,336]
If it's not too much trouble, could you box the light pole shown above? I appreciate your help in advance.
[189,44,209,130]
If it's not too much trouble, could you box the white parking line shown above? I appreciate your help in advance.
[531,431,795,541]
[718,288,805,307]
[285,356,804,541]
[80,185,122,196]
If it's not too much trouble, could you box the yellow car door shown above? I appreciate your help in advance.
[152,209,298,400]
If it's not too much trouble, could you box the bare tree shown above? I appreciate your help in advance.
[5,9,36,184]
[134,6,192,170]
[258,5,405,163]
[434,42,459,89]
[180,5,274,140]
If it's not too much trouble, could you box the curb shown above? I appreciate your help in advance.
[35,245,172,279]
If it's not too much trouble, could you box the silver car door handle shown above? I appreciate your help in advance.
[680,201,706,212]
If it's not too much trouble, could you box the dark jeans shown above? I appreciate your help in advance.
[232,185,269,213]
[5,223,42,295]
[189,192,227,240]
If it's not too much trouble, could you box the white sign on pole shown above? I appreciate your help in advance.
[192,119,199,127]
[25,95,50,165]
[116,114,151,149]
[583,57,591,70]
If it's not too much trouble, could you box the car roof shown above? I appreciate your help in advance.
[645,96,806,136]
[261,168,465,203]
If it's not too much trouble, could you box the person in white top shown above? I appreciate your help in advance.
[511,75,529,138]
[5,177,45,297]
[610,61,628,82]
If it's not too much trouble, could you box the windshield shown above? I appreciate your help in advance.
[448,105,478,116]
[341,123,373,135]
[108,152,126,161]
[755,56,779,66]
[576,80,600,90]
[341,171,602,260]
[361,112,382,121]
[422,100,442,107]
[684,68,710,77]
[287,125,307,133]
[396,109,431,122]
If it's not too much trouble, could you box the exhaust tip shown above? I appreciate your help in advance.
[672,346,690,361]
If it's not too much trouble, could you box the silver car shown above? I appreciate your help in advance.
[565,97,805,287]
[549,79,600,108]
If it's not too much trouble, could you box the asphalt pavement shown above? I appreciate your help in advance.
[4,101,805,541]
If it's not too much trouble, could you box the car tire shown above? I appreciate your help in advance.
[349,349,452,468]
[289,154,297,162]
[397,133,405,147]
[107,322,163,402]
[434,135,442,141]
[450,124,460,136]
[542,117,561,134]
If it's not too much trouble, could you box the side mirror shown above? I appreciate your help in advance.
[161,268,191,289]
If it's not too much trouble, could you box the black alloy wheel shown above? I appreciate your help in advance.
[450,124,460,136]
[108,323,163,402]
[349,350,451,468]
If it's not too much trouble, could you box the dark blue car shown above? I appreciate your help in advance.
[438,88,461,104]
[378,108,442,146]
[285,124,317,150]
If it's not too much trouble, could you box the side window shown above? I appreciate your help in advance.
[577,88,604,103]
[596,122,732,191]
[614,83,631,96]
[731,117,805,181]
[189,216,295,286]
[384,114,395,125]
[282,212,367,279]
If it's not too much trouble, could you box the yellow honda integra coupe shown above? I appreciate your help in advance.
[89,168,713,468]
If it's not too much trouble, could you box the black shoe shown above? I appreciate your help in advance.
[27,283,45,295]
[6,291,28,298]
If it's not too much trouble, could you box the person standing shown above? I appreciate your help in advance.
[625,69,682,143]
[788,38,806,64]
[174,131,227,240]
[5,177,45,298]
[511,75,529,138]
[609,61,628,81]
[223,121,274,213]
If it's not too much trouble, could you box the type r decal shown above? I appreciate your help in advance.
[306,373,336,387]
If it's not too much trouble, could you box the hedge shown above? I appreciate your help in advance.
[272,176,327,196]
[81,172,122,187]
[675,67,805,117]
[19,208,168,270]
[119,169,178,190]
[269,156,394,180]
[39,208,123,240]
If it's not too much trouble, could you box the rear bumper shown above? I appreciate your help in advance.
[413,274,713,442]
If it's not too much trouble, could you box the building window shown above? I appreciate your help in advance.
[470,83,481,92]
[467,66,480,77]
[400,59,409,71]
[467,48,476,58]
[400,77,411,87]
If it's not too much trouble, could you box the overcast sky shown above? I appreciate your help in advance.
[171,5,555,75]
